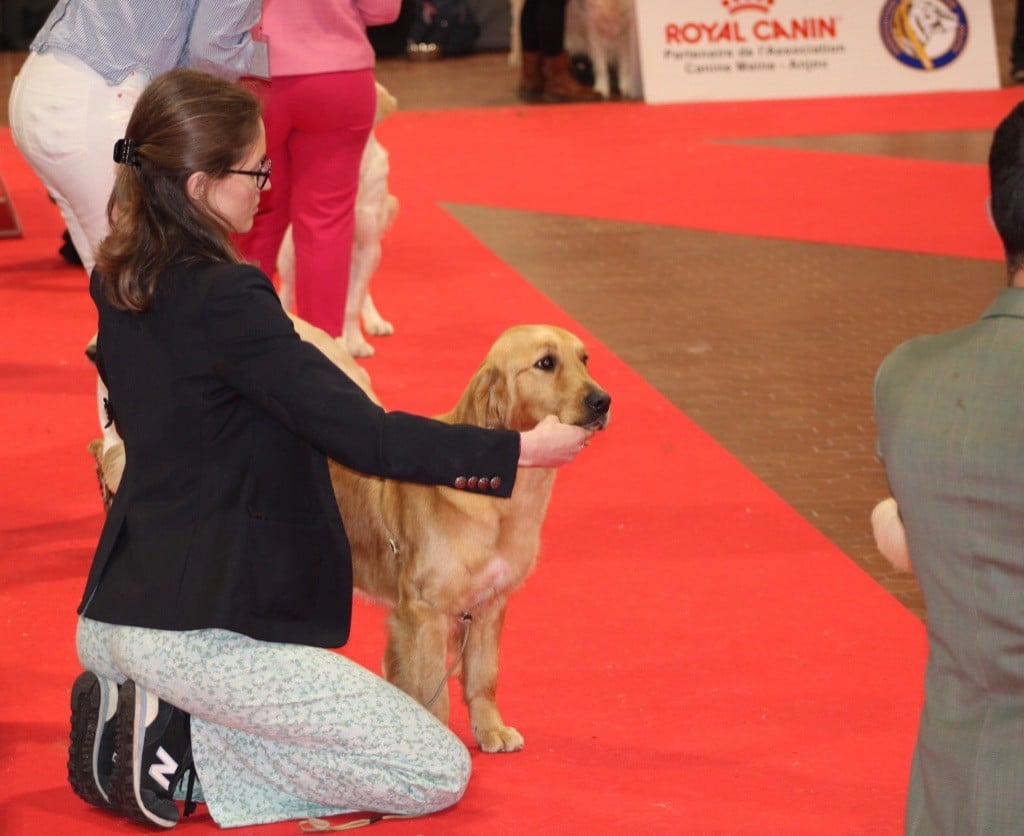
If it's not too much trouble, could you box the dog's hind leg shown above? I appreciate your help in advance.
[384,600,452,724]
[460,604,524,753]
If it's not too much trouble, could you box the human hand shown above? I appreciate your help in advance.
[518,415,594,468]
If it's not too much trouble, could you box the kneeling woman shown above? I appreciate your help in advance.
[69,68,592,829]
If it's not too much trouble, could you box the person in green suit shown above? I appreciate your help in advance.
[874,100,1024,835]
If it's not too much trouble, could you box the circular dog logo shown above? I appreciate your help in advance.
[880,0,968,71]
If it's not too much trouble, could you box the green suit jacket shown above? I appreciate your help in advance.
[874,287,1024,835]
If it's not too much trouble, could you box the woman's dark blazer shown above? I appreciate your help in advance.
[82,260,519,647]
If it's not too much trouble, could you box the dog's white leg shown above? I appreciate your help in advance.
[360,193,397,338]
[343,232,378,358]
[508,0,523,66]
[341,139,397,357]
[565,0,589,56]
[622,10,640,99]
[361,292,393,337]
[587,18,612,98]
[275,224,296,313]
[590,49,612,98]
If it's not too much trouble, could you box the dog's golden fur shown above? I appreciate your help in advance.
[330,324,610,752]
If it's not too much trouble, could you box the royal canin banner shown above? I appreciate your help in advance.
[635,0,998,103]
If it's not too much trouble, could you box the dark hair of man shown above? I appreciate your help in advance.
[95,69,262,312]
[988,102,1024,279]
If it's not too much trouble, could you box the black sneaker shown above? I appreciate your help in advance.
[109,680,194,829]
[68,671,118,808]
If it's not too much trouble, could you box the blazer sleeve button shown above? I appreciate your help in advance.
[467,476,478,489]
[454,476,467,489]
[490,477,502,490]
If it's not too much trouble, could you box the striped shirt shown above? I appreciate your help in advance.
[31,0,262,85]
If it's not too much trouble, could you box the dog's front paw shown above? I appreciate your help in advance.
[475,724,524,753]
[363,316,394,337]
[341,332,375,358]
[361,295,393,337]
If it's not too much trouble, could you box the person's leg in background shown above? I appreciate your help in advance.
[235,79,294,291]
[517,0,545,101]
[285,70,376,339]
[9,50,146,275]
[520,0,601,103]
[9,49,147,492]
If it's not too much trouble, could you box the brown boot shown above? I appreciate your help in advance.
[518,51,545,102]
[542,52,604,103]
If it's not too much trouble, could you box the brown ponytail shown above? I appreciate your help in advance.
[95,69,262,312]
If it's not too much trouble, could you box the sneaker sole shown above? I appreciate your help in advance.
[109,681,180,829]
[68,672,114,808]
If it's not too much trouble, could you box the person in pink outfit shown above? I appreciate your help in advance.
[237,0,400,339]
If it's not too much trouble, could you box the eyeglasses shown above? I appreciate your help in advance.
[227,158,271,190]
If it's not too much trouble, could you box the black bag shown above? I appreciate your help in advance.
[407,0,480,57]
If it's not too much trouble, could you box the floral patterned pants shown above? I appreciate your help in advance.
[76,617,470,827]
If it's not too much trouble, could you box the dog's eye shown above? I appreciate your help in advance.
[534,355,556,371]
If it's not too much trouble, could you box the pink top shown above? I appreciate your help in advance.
[259,0,400,76]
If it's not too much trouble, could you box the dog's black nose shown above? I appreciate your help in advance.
[585,390,611,415]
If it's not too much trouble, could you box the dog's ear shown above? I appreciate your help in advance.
[483,368,509,428]
[454,364,508,428]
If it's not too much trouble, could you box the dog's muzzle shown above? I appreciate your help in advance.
[581,389,611,430]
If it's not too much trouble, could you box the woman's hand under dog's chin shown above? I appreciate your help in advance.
[518,415,593,468]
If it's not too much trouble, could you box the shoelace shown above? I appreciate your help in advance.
[182,765,198,817]
[299,814,415,831]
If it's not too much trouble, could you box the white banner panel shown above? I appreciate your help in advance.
[636,0,999,104]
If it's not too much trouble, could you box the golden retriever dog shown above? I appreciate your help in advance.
[331,324,611,752]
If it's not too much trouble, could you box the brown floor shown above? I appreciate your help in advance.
[2,2,1022,622]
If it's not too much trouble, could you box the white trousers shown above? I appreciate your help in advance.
[8,49,147,276]
[76,617,471,828]
[9,50,144,455]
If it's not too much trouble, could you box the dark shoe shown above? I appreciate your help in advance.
[68,671,118,808]
[1013,66,1024,84]
[542,52,604,103]
[59,229,83,266]
[109,681,194,829]
[517,51,545,102]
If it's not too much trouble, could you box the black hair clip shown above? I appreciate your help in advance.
[113,138,140,167]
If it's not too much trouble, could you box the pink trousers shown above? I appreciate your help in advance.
[238,70,376,337]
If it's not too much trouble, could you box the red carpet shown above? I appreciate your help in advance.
[0,86,979,834]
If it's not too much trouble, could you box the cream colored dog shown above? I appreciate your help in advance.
[331,324,611,752]
[573,0,638,99]
[277,83,399,358]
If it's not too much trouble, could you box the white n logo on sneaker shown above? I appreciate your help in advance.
[148,746,179,791]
